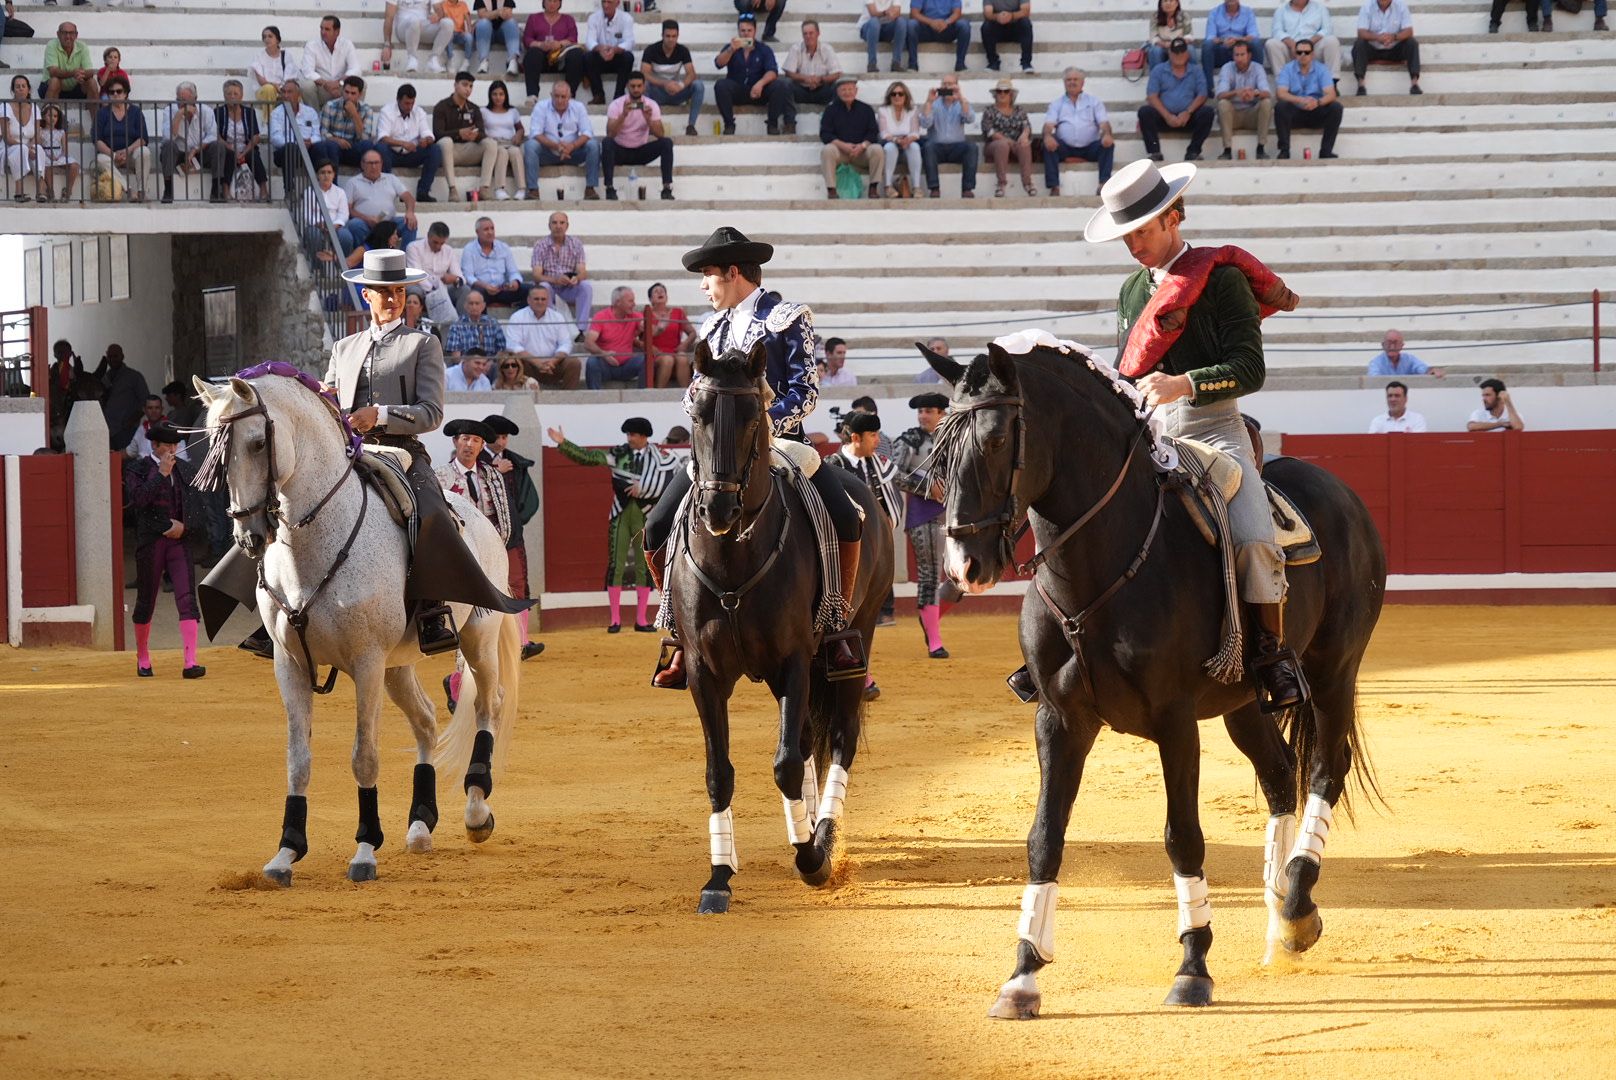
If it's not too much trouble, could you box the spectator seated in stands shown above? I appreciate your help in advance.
[982,0,1034,74]
[521,0,586,102]
[822,336,858,386]
[911,0,972,72]
[1367,328,1442,376]
[1267,0,1341,82]
[1041,67,1114,196]
[440,0,476,72]
[433,70,499,201]
[1202,0,1262,80]
[303,16,361,107]
[36,104,79,201]
[914,335,950,383]
[345,148,420,247]
[482,78,529,199]
[384,0,453,76]
[92,75,148,201]
[1368,380,1426,433]
[583,286,647,389]
[156,81,224,203]
[1538,0,1610,30]
[4,2,35,51]
[333,220,405,291]
[1274,39,1341,158]
[404,289,436,336]
[461,214,528,306]
[96,47,129,100]
[737,0,789,43]
[877,80,923,198]
[920,72,978,198]
[215,79,270,201]
[317,74,380,170]
[251,26,302,119]
[1467,378,1525,432]
[1215,40,1272,158]
[446,289,509,364]
[310,160,361,253]
[1146,0,1193,68]
[378,83,442,201]
[523,79,602,199]
[506,283,585,388]
[820,74,884,199]
[860,2,917,74]
[778,19,842,133]
[603,72,675,200]
[446,346,498,392]
[407,220,467,324]
[1352,0,1420,95]
[584,0,637,106]
[1488,0,1541,31]
[981,76,1033,197]
[531,210,594,334]
[269,78,329,172]
[41,20,98,103]
[644,282,695,388]
[4,74,41,201]
[474,0,524,76]
[1138,37,1214,162]
[494,354,541,391]
[713,14,785,137]
[642,19,705,137]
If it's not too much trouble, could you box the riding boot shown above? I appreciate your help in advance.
[1007,664,1039,704]
[415,603,459,656]
[240,624,274,659]
[1249,602,1308,713]
[820,541,867,678]
[645,544,686,690]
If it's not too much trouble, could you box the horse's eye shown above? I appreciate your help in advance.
[986,435,1007,453]
[248,437,268,454]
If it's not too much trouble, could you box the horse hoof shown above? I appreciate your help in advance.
[263,867,292,888]
[405,821,434,854]
[796,848,832,888]
[987,984,1041,1020]
[347,861,377,883]
[466,812,495,844]
[1282,909,1324,954]
[1163,975,1214,1007]
[698,889,731,915]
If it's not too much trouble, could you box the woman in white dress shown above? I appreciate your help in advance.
[250,26,303,123]
[36,104,80,201]
[3,75,41,202]
[481,79,527,199]
[877,80,923,199]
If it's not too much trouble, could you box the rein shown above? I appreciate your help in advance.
[682,472,790,663]
[690,376,771,537]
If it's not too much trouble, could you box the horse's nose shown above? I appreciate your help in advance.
[961,554,979,583]
[238,531,264,557]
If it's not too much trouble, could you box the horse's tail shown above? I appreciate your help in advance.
[432,611,523,787]
[1285,696,1382,825]
[804,667,864,777]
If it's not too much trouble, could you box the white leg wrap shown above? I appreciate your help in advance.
[784,796,813,845]
[1287,794,1333,866]
[1016,882,1058,963]
[800,757,821,825]
[1174,873,1212,938]
[818,763,849,824]
[1264,813,1298,901]
[709,807,738,870]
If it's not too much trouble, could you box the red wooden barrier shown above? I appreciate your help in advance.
[0,463,8,635]
[19,455,76,608]
[541,447,617,593]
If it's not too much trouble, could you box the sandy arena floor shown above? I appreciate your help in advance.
[2,606,1614,1079]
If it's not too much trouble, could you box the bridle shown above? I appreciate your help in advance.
[690,375,772,536]
[939,394,1026,572]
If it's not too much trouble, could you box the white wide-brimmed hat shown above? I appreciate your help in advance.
[341,248,427,287]
[1083,159,1197,244]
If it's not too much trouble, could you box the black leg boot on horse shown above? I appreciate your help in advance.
[1249,602,1308,713]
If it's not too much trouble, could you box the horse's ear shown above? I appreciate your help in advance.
[746,337,768,381]
[917,342,965,387]
[986,342,1019,390]
[191,375,216,402]
[692,339,713,376]
[228,376,255,401]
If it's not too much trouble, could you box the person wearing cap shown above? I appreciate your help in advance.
[125,423,206,681]
[641,226,873,686]
[1273,34,1341,159]
[820,74,884,198]
[199,248,531,661]
[892,392,961,659]
[547,417,681,633]
[478,413,545,661]
[827,409,902,699]
[1138,36,1214,162]
[1071,158,1306,710]
[713,13,786,137]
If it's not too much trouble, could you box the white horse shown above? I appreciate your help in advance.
[193,370,521,887]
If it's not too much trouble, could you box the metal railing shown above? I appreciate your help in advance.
[274,100,363,346]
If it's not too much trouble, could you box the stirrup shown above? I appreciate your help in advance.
[1249,644,1310,714]
[818,628,868,682]
[652,635,687,690]
[416,603,460,657]
[1007,665,1040,704]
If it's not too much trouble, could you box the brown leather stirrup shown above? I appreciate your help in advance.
[819,541,867,681]
[645,546,687,690]
[1248,602,1309,714]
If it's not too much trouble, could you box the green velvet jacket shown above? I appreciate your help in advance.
[1117,259,1267,405]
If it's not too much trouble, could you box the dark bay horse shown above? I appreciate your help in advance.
[672,340,894,914]
[920,339,1385,1016]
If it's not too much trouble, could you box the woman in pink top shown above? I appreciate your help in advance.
[521,0,585,100]
[643,282,695,388]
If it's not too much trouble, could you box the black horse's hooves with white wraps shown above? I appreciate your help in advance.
[698,888,732,915]
[1163,975,1214,1007]
[466,812,496,844]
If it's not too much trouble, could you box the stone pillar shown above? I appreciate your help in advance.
[501,396,546,598]
[65,401,117,650]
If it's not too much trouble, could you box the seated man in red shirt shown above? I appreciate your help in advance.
[583,284,646,388]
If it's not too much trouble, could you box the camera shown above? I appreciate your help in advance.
[940,87,955,98]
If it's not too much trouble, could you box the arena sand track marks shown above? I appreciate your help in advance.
[1,607,1614,1079]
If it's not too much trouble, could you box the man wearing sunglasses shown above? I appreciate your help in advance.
[1273,39,1341,159]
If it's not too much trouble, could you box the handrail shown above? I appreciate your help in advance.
[275,101,362,351]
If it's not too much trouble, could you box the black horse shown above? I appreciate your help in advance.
[673,339,894,914]
[920,339,1386,1016]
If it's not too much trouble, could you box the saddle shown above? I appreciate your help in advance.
[1167,437,1321,566]
[354,445,417,530]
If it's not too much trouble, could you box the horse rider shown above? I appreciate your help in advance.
[641,226,870,689]
[1076,158,1304,710]
[893,391,963,661]
[197,248,530,658]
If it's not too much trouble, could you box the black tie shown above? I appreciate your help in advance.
[465,470,479,502]
[717,312,733,351]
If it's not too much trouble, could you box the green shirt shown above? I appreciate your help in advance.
[43,39,93,91]
[1117,260,1266,405]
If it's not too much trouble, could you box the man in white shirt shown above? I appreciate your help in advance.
[585,0,637,105]
[270,79,330,171]
[377,84,442,199]
[1367,380,1427,433]
[406,221,468,325]
[445,350,494,391]
[156,82,223,203]
[821,336,858,387]
[1040,67,1114,196]
[303,15,361,106]
[778,19,841,133]
[1351,0,1419,96]
[1266,0,1341,78]
[1467,378,1526,433]
[383,0,454,75]
[1214,41,1273,159]
[505,285,584,388]
[346,149,421,249]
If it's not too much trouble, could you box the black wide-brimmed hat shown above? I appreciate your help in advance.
[681,227,774,273]
[147,424,182,445]
[908,392,950,410]
[843,411,883,435]
[444,419,496,442]
[482,414,520,436]
[621,416,654,437]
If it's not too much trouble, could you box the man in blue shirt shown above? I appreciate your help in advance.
[1202,0,1262,81]
[911,0,971,73]
[1366,329,1442,376]
[919,72,978,197]
[1040,67,1113,195]
[1137,38,1213,162]
[460,216,527,306]
[1274,40,1341,159]
[1214,40,1272,159]
[713,14,786,135]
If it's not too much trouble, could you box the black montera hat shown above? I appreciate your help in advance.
[843,411,883,435]
[621,416,655,437]
[147,424,183,446]
[482,414,520,436]
[444,419,495,441]
[908,392,950,410]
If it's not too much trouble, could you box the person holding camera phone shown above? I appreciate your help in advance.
[919,72,977,197]
[603,72,675,200]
